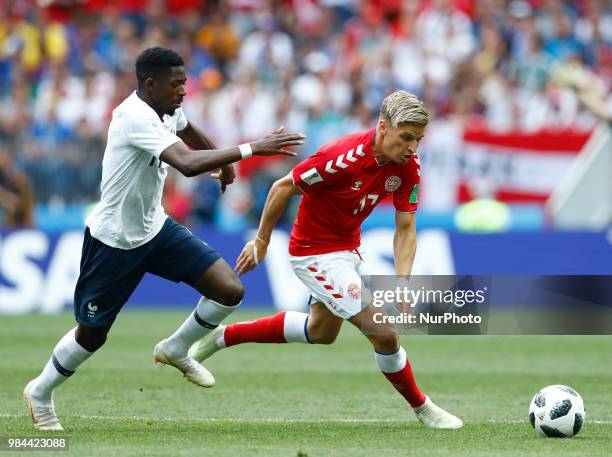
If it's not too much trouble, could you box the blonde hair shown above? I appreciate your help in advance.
[379,90,429,128]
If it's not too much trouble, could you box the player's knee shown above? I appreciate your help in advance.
[218,280,244,307]
[87,335,107,352]
[75,326,109,352]
[371,332,399,354]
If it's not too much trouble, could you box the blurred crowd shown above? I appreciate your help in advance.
[0,0,610,228]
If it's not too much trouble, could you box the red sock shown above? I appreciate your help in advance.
[382,359,426,408]
[223,312,287,347]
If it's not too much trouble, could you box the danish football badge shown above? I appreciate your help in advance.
[348,283,361,299]
[384,176,401,192]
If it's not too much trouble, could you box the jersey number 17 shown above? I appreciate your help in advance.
[354,194,379,214]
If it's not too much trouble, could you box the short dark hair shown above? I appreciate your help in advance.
[135,47,184,86]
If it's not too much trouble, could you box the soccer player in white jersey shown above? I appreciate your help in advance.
[189,90,462,429]
[22,47,305,431]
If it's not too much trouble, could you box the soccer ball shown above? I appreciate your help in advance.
[529,385,586,438]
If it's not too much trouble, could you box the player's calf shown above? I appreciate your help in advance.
[189,311,315,363]
[217,311,311,349]
[23,327,94,430]
[374,346,426,408]
[221,308,342,347]
[350,315,425,408]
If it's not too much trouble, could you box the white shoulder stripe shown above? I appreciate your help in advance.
[325,160,337,174]
[346,149,358,162]
[324,143,365,174]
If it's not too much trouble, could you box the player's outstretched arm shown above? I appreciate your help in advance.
[177,121,236,192]
[177,121,217,150]
[160,127,305,177]
[235,172,303,275]
[393,211,418,327]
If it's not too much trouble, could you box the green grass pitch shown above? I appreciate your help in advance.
[1,310,611,456]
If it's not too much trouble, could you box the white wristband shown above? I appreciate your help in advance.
[252,243,259,265]
[239,143,253,159]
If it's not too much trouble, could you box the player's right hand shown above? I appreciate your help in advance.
[235,238,268,275]
[250,126,305,157]
[394,299,415,330]
[210,164,235,193]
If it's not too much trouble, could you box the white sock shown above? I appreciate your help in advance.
[32,327,93,401]
[374,346,406,373]
[283,311,310,343]
[167,297,238,355]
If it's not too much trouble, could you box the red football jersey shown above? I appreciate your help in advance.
[290,129,420,256]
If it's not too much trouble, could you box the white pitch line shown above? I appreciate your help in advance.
[1,413,611,425]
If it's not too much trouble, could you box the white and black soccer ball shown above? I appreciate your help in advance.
[529,385,586,438]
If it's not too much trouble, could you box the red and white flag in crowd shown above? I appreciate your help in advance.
[458,128,592,203]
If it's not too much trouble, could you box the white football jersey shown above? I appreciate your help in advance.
[86,91,188,249]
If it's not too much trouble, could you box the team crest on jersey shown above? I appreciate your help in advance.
[348,283,361,299]
[351,180,363,191]
[385,176,402,192]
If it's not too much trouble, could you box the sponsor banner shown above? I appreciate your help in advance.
[0,228,610,314]
[360,275,612,335]
[459,128,591,203]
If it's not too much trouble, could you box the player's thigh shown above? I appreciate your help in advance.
[74,228,147,327]
[145,218,242,304]
[290,251,363,320]
[307,301,344,344]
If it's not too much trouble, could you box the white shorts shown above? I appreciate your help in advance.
[289,250,364,320]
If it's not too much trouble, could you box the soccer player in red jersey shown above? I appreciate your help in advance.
[190,91,462,428]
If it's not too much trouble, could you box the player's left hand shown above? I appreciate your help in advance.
[211,164,236,193]
[235,238,268,275]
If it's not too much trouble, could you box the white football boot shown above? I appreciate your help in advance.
[22,380,64,431]
[187,324,225,363]
[153,339,215,387]
[414,396,463,429]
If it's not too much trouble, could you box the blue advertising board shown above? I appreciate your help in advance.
[0,227,610,314]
